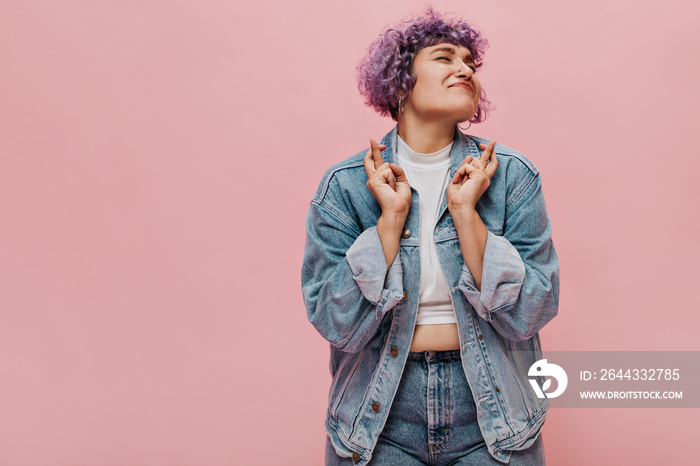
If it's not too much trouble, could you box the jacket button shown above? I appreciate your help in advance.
[352,451,361,461]
[390,347,399,357]
[478,334,483,340]
[402,291,408,301]
[496,386,501,392]
[372,402,381,412]
[401,228,411,238]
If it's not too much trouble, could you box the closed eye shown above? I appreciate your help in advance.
[438,57,477,72]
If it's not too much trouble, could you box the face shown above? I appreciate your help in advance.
[403,42,481,123]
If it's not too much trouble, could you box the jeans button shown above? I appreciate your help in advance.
[372,402,381,412]
[352,451,361,461]
[401,228,411,238]
[390,347,399,357]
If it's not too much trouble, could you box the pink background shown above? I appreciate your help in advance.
[1,1,698,464]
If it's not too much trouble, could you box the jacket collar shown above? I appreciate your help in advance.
[379,123,480,174]
[379,123,481,220]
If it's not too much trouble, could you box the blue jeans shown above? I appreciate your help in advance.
[325,349,545,465]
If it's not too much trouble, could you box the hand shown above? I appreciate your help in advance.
[363,138,411,217]
[446,140,499,211]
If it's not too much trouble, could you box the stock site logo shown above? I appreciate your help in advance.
[528,359,568,399]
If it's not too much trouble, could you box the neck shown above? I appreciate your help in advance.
[396,113,458,154]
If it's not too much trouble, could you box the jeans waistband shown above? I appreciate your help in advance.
[407,349,461,362]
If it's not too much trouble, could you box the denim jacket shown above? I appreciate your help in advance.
[301,124,560,464]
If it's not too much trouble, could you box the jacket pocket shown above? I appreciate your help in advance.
[508,337,545,419]
[329,349,365,419]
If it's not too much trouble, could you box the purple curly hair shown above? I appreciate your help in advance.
[357,6,493,123]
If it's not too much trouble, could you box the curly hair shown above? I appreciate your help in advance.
[356,6,493,123]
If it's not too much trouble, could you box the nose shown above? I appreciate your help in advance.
[456,62,474,79]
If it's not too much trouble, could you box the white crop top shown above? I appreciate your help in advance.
[395,134,457,325]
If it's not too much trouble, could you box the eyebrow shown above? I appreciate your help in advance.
[429,46,475,63]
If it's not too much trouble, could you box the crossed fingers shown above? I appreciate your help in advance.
[459,141,499,178]
[363,138,394,189]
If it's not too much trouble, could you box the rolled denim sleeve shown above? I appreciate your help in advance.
[458,172,559,341]
[459,231,526,317]
[346,225,404,310]
[301,200,404,353]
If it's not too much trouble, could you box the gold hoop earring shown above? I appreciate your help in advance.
[458,121,472,131]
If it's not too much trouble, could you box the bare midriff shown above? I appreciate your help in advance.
[409,323,461,352]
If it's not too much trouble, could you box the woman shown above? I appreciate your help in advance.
[301,7,559,465]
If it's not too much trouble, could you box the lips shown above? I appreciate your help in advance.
[450,83,473,93]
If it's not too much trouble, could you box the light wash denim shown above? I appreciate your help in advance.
[326,349,545,465]
[301,124,559,465]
